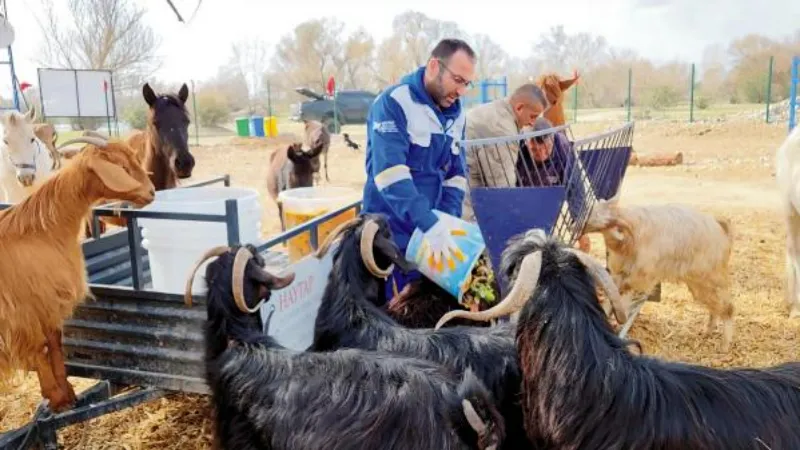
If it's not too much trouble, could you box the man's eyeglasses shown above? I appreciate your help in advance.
[437,58,474,89]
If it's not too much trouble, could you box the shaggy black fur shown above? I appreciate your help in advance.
[384,276,492,329]
[310,214,532,449]
[504,232,800,449]
[203,244,505,450]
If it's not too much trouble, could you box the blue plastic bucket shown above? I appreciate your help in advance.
[251,116,265,137]
[405,210,486,303]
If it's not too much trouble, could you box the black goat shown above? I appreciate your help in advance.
[342,132,360,151]
[465,228,800,449]
[187,243,505,450]
[309,214,531,449]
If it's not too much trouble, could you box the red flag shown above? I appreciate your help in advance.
[326,76,335,96]
[19,82,31,92]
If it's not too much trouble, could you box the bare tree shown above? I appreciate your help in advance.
[271,18,345,94]
[34,0,161,94]
[230,36,271,113]
[340,28,376,90]
[471,33,509,80]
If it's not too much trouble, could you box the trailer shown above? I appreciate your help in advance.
[0,121,645,449]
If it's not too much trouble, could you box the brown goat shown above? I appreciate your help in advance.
[0,135,155,412]
[304,119,330,182]
[535,70,579,127]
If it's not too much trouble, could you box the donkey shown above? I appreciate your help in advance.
[266,142,326,230]
[127,82,195,190]
[304,119,330,182]
[0,109,56,203]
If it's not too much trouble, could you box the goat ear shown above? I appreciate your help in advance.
[143,83,157,108]
[89,157,142,193]
[374,233,416,273]
[248,264,296,290]
[25,107,36,123]
[178,83,189,104]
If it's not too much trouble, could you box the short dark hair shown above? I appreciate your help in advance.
[511,83,549,109]
[430,38,476,63]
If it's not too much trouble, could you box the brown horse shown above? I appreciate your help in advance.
[128,82,195,189]
[535,70,580,126]
[92,83,195,235]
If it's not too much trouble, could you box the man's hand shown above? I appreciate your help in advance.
[416,219,467,273]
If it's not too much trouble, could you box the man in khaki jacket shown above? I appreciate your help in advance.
[461,83,549,222]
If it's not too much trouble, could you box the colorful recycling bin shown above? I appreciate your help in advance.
[235,117,250,137]
[251,116,265,137]
[405,210,486,303]
[265,116,279,137]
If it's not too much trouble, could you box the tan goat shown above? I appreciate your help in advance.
[583,193,735,352]
[0,135,155,412]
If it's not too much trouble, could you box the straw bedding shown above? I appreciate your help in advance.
[1,121,798,448]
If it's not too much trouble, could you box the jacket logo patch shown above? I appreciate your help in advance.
[373,120,399,133]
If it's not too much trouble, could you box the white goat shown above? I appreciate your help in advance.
[775,125,800,318]
[0,109,55,203]
[584,193,735,352]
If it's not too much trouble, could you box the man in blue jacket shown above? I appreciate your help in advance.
[362,38,475,302]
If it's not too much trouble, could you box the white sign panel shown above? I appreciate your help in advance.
[260,243,337,351]
[38,68,115,118]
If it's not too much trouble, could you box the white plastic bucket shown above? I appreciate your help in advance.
[405,210,486,303]
[138,186,262,295]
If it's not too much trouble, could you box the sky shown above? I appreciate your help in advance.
[6,0,800,87]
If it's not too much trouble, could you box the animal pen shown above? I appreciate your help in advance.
[0,122,639,449]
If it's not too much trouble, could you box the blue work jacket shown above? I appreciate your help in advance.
[361,66,468,251]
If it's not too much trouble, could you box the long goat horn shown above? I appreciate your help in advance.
[360,219,394,279]
[435,250,543,329]
[184,246,230,307]
[232,247,264,314]
[462,399,487,435]
[56,136,108,153]
[314,216,362,259]
[564,248,629,324]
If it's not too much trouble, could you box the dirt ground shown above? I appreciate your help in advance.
[2,117,799,448]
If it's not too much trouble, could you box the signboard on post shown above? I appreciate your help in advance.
[37,68,117,121]
[260,242,337,351]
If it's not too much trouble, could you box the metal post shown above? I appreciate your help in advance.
[689,63,695,123]
[191,80,200,146]
[104,84,111,135]
[332,87,338,134]
[627,67,632,122]
[790,56,798,133]
[127,217,144,291]
[225,199,241,246]
[267,79,272,117]
[8,46,19,111]
[766,56,774,124]
[572,83,578,123]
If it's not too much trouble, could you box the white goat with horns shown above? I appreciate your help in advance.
[776,125,800,318]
